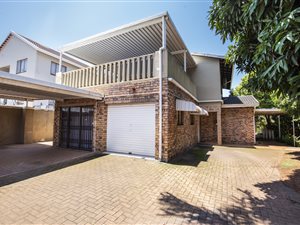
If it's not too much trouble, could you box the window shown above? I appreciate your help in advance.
[190,114,195,125]
[177,111,184,126]
[50,62,67,75]
[16,58,27,73]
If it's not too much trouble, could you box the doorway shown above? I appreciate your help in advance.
[60,106,94,151]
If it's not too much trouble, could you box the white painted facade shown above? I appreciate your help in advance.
[0,34,81,109]
[190,55,222,101]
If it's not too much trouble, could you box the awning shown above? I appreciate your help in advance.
[60,12,196,68]
[0,71,103,101]
[255,108,286,115]
[176,99,208,116]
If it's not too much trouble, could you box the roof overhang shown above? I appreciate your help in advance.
[255,108,286,115]
[0,32,90,68]
[60,12,196,68]
[0,72,103,101]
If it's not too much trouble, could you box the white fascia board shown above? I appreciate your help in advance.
[198,100,224,103]
[60,12,168,52]
[37,48,90,68]
[11,31,39,51]
[11,31,88,68]
[0,72,103,100]
[191,52,225,59]
[222,104,256,108]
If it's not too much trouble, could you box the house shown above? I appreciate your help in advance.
[190,53,259,145]
[0,31,90,109]
[47,12,259,161]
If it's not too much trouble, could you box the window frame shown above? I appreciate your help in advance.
[16,58,27,74]
[177,111,184,126]
[50,61,67,75]
[190,114,195,125]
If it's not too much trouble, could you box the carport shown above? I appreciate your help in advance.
[0,71,103,146]
[0,71,103,185]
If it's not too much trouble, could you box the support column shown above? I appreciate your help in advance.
[197,116,200,143]
[58,51,63,72]
[292,115,296,147]
[217,110,222,145]
[278,115,281,140]
[22,108,34,144]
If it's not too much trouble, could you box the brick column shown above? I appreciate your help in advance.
[217,110,222,145]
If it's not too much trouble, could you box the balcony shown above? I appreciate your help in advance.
[59,51,196,97]
[61,53,156,88]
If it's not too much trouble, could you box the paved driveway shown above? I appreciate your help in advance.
[0,142,98,186]
[0,146,300,224]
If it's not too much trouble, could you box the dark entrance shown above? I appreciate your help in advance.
[60,106,94,151]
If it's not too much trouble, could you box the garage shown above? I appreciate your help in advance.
[107,104,156,157]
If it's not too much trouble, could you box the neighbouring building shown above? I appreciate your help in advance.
[0,31,90,109]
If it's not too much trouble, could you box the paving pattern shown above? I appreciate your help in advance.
[0,146,300,224]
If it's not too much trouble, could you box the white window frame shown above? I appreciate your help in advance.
[16,58,27,74]
[50,61,67,75]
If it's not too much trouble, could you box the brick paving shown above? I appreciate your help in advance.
[1,146,300,224]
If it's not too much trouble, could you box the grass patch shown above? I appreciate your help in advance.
[280,160,297,169]
[171,145,213,167]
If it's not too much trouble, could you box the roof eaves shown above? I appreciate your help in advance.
[11,31,40,51]
[60,11,168,52]
[191,52,225,59]
[12,32,90,68]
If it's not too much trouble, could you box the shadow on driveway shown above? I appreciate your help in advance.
[159,179,300,225]
[0,142,102,186]
[170,145,214,167]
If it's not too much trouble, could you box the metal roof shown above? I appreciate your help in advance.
[0,71,103,101]
[61,12,196,68]
[0,32,92,68]
[222,95,259,108]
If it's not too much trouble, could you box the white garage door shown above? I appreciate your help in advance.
[107,104,156,157]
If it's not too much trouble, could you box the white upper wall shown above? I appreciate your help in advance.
[0,35,79,82]
[35,52,78,83]
[190,55,222,101]
[0,35,37,78]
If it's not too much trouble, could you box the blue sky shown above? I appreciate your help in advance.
[0,0,244,88]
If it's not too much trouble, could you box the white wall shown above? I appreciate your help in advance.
[190,55,222,101]
[0,35,37,78]
[0,35,80,108]
[35,52,78,83]
[0,35,79,82]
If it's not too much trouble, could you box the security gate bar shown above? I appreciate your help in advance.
[60,106,94,151]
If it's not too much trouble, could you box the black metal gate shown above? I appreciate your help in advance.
[59,106,94,151]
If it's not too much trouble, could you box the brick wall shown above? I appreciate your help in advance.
[221,107,255,145]
[200,112,217,144]
[164,82,199,161]
[53,78,199,161]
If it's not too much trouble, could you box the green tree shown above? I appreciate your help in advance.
[209,0,300,100]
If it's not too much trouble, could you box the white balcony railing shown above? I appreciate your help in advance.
[61,53,155,88]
